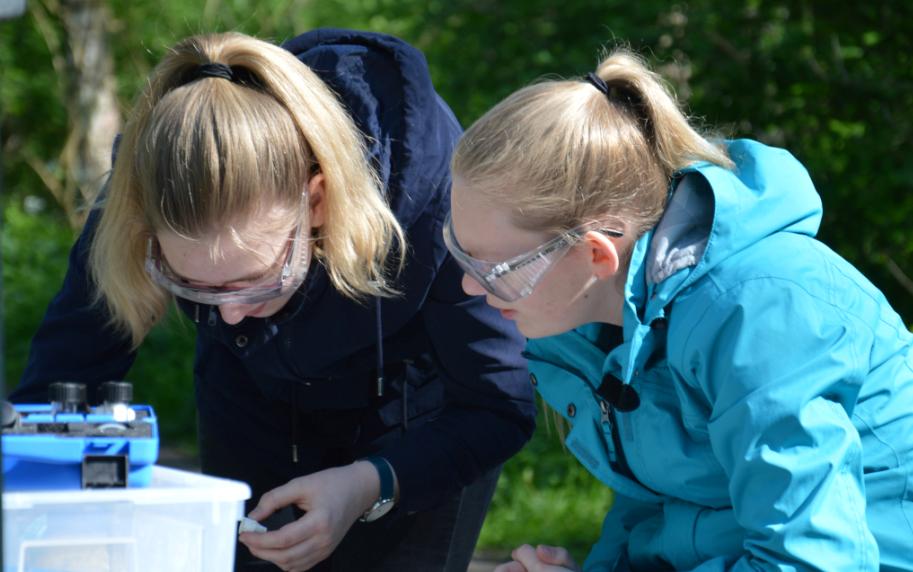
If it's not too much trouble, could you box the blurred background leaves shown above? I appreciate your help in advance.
[2,0,911,558]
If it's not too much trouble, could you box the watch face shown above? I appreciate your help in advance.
[363,498,395,522]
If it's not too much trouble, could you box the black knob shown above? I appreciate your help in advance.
[100,381,133,405]
[49,382,87,413]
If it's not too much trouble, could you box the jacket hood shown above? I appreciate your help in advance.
[283,28,461,230]
[607,139,823,382]
[627,139,824,327]
[527,139,825,386]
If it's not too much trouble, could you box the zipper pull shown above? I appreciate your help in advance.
[601,400,619,463]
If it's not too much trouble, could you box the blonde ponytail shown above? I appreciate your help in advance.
[593,51,732,179]
[453,47,732,238]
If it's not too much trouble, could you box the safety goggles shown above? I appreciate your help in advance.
[443,212,623,302]
[145,206,311,306]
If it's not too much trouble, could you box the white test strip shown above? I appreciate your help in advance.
[238,516,267,534]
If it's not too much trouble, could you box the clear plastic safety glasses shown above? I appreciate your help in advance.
[145,198,311,306]
[443,212,623,302]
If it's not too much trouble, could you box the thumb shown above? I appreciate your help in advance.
[247,477,308,521]
[536,545,576,568]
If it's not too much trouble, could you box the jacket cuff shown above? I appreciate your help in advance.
[661,500,703,568]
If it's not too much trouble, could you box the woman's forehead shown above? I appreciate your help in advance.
[157,203,295,256]
[192,202,299,243]
[450,180,549,260]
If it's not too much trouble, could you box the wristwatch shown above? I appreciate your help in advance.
[359,456,396,522]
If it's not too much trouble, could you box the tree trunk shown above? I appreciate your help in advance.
[59,0,121,227]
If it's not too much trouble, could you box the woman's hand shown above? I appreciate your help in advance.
[495,544,581,572]
[238,461,380,572]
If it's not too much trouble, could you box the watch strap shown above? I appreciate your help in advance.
[364,456,394,501]
[360,456,395,522]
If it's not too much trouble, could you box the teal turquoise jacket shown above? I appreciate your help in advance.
[526,140,913,571]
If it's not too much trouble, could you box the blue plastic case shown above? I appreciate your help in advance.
[2,403,159,490]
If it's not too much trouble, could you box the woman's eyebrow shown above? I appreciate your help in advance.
[165,250,282,287]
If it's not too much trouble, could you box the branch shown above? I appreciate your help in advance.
[22,152,65,207]
[28,0,67,87]
[885,257,913,298]
[704,30,750,65]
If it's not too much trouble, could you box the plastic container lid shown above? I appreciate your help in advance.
[2,465,251,509]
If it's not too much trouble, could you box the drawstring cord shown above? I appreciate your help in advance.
[374,297,407,430]
[291,382,299,463]
[286,296,410,464]
[375,298,384,397]
[402,371,409,431]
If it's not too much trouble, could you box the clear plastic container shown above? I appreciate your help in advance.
[3,465,250,572]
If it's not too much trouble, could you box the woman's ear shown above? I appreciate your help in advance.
[307,173,326,229]
[583,230,621,279]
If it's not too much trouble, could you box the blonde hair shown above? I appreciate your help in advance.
[90,32,405,347]
[452,48,733,237]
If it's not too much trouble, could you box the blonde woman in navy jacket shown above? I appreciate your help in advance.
[446,49,913,571]
[15,30,535,571]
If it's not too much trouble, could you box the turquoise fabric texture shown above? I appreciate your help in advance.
[525,139,913,571]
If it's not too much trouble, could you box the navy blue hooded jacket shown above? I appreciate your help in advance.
[14,29,536,512]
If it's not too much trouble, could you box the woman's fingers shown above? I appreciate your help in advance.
[507,543,580,572]
[247,477,310,521]
[240,513,333,571]
[494,561,529,572]
[536,545,579,569]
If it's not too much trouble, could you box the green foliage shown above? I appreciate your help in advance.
[128,308,198,449]
[0,6,69,212]
[478,406,613,560]
[667,1,913,320]
[1,199,74,382]
[304,0,666,126]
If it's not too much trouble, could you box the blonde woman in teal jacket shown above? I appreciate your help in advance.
[444,48,913,572]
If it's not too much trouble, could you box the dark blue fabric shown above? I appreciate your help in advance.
[14,28,536,513]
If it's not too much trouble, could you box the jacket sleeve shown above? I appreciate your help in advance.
[379,253,537,512]
[583,493,663,572]
[11,208,137,403]
[608,499,743,571]
[675,277,879,571]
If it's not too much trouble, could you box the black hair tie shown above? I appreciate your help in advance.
[585,72,611,97]
[584,71,630,102]
[583,71,652,142]
[190,63,235,81]
[178,62,262,90]
[195,62,234,81]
